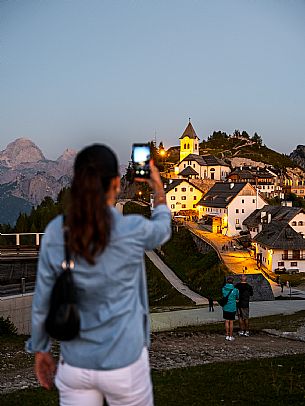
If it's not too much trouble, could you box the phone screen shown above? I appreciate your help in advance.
[132,144,151,178]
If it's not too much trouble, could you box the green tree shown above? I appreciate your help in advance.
[252,132,263,146]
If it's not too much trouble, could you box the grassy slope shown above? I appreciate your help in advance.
[146,256,194,308]
[160,227,228,299]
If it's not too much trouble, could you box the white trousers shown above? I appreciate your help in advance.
[55,347,153,406]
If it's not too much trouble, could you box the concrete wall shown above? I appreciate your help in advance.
[0,293,33,334]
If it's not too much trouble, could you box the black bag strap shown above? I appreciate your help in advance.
[225,289,234,299]
[62,215,74,272]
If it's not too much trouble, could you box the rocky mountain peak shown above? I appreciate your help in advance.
[57,148,77,162]
[290,145,305,170]
[0,138,45,167]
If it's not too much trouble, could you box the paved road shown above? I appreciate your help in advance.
[146,251,207,305]
[189,222,260,275]
[150,299,305,332]
[187,222,305,299]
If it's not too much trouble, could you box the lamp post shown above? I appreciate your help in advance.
[138,191,142,201]
[159,149,166,170]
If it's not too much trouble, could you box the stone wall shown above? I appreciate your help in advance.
[0,293,33,334]
[231,274,274,301]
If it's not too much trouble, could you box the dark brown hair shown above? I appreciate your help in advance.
[66,144,119,264]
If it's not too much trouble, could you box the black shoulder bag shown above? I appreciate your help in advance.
[45,227,80,341]
[218,289,233,307]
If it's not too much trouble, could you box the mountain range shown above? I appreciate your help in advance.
[0,138,76,225]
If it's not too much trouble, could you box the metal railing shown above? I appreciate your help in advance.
[282,254,305,260]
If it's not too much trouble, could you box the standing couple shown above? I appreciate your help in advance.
[222,275,253,341]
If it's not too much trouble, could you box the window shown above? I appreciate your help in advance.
[278,262,284,267]
[181,196,186,200]
[175,188,178,192]
[236,209,239,213]
[193,164,196,168]
[181,187,186,192]
[300,190,304,194]
[171,196,175,200]
[292,221,297,226]
[193,204,197,208]
[187,144,190,149]
[195,144,197,150]
[184,144,186,149]
[291,262,298,267]
[182,204,186,208]
[184,164,186,168]
[242,209,244,213]
[190,187,193,192]
[298,221,303,226]
[253,199,256,203]
[235,219,240,224]
[242,199,244,203]
[193,196,197,200]
[171,204,175,209]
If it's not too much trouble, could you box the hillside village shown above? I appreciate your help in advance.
[155,121,305,274]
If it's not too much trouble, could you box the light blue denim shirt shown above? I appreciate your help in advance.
[27,204,171,370]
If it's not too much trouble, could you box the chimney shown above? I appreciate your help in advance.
[230,183,234,189]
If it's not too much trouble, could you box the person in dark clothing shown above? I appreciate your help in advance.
[235,275,253,336]
[208,297,214,312]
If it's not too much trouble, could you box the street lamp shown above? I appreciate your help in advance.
[138,191,142,200]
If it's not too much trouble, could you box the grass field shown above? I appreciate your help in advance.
[1,354,305,405]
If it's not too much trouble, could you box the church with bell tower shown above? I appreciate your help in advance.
[176,120,231,181]
[179,119,200,162]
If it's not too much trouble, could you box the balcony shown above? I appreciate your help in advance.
[282,254,305,260]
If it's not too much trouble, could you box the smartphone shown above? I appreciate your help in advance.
[131,143,151,178]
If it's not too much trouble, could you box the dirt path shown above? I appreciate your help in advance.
[1,331,305,394]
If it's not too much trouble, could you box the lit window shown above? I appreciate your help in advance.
[171,204,175,209]
[298,221,303,226]
[291,262,298,267]
[236,219,240,224]
[182,204,186,208]
[292,221,297,226]
[193,204,196,208]
[171,196,175,200]
[181,196,186,200]
[190,187,193,192]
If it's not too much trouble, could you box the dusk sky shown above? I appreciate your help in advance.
[1,0,305,165]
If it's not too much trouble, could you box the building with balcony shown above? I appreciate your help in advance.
[253,222,305,273]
